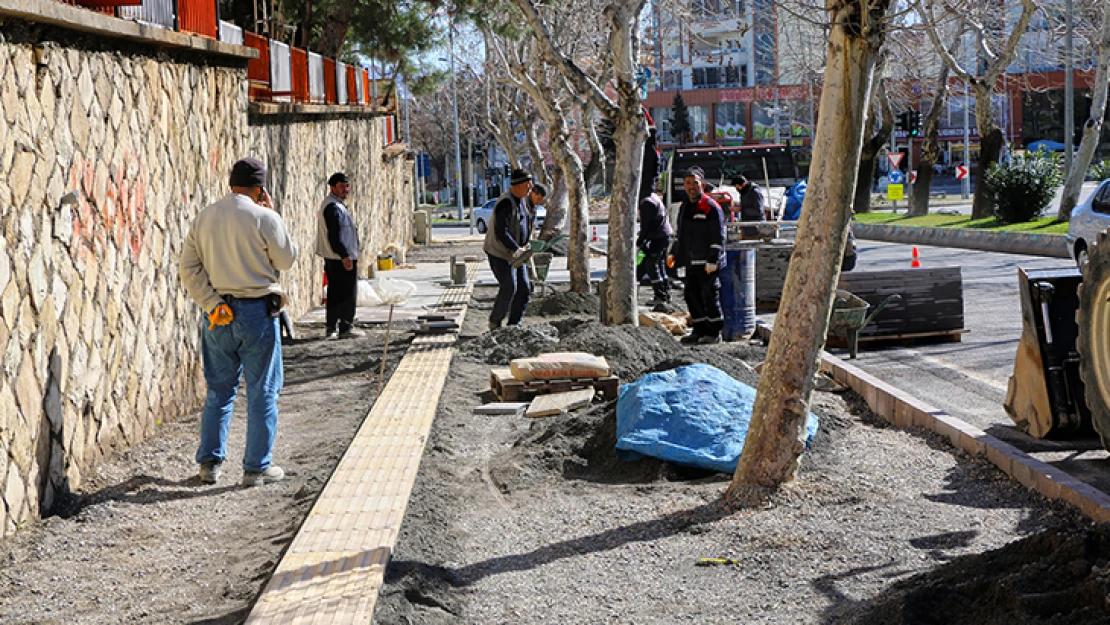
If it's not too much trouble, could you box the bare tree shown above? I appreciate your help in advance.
[729,0,894,494]
[485,21,597,292]
[1059,0,1110,221]
[512,0,649,325]
[918,0,1039,219]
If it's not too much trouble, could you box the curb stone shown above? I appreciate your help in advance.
[853,222,1070,258]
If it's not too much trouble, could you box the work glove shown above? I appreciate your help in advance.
[666,255,675,269]
[207,303,234,330]
[705,263,718,274]
[512,247,528,259]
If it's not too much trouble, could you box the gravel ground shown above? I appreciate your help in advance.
[372,284,1101,625]
[1,244,1107,624]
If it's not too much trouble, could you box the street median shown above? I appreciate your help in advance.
[853,222,1070,258]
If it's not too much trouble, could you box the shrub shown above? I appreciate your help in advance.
[984,151,1064,223]
[1090,159,1110,182]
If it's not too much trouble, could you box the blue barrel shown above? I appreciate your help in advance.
[719,245,756,341]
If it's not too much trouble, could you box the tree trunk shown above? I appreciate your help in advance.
[549,143,591,293]
[729,0,890,494]
[852,83,892,215]
[852,152,878,214]
[910,64,950,216]
[606,109,645,325]
[543,167,569,237]
[971,89,1003,220]
[314,4,353,58]
[1059,2,1110,222]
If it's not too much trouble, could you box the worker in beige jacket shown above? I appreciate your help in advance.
[179,157,298,488]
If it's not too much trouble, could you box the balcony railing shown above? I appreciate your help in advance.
[51,0,400,142]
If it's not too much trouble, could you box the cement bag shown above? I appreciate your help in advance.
[510,352,610,381]
[615,364,818,473]
[357,280,383,307]
[373,277,417,305]
[638,311,687,336]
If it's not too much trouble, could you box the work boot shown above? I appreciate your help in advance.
[325,330,339,340]
[242,466,285,487]
[697,335,722,345]
[680,333,701,345]
[198,461,222,485]
[339,328,366,339]
[488,320,501,332]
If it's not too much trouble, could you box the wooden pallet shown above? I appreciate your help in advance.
[490,368,619,402]
[826,328,968,349]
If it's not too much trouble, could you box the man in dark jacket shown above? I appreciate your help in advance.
[483,168,535,330]
[669,168,727,344]
[637,179,673,305]
[732,174,765,239]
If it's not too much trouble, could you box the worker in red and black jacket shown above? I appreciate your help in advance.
[669,167,727,344]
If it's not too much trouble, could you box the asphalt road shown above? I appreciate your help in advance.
[796,240,1110,493]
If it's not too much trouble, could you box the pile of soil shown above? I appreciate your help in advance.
[525,291,599,317]
[458,324,560,364]
[373,295,1097,624]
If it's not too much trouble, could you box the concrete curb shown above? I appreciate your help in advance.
[853,222,1070,258]
[754,323,1110,522]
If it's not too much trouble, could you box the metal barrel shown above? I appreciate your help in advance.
[720,243,757,341]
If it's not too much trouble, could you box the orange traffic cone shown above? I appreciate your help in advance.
[322,271,329,304]
[591,226,599,242]
[911,246,921,268]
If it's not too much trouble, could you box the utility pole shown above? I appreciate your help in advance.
[962,81,971,200]
[449,25,463,221]
[1064,0,1074,175]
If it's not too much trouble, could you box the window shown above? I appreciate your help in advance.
[715,102,747,144]
[653,107,675,143]
[1094,182,1110,215]
[724,66,740,86]
[663,70,683,90]
[690,105,711,144]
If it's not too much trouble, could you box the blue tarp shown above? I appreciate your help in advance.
[615,364,819,473]
[783,179,806,221]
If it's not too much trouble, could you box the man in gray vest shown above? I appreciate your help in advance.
[316,172,365,340]
[483,168,535,330]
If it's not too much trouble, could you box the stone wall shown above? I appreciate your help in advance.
[0,20,412,538]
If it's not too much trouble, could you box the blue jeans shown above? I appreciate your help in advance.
[488,254,530,326]
[195,298,283,472]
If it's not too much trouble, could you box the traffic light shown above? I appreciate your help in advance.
[896,111,909,132]
[503,164,511,177]
[908,110,922,137]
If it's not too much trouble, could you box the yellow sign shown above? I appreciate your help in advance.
[888,184,904,200]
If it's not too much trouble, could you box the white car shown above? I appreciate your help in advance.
[471,198,546,233]
[1067,179,1110,270]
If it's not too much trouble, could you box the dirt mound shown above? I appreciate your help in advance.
[526,291,600,317]
[848,524,1110,624]
[552,321,678,381]
[459,324,559,364]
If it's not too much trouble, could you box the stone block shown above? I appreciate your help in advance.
[9,149,36,208]
[0,67,17,125]
[3,463,25,527]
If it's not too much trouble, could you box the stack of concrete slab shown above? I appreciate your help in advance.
[837,266,965,341]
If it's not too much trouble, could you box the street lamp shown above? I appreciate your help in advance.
[448,26,464,222]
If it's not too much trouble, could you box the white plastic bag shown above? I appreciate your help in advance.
[357,280,383,307]
[373,277,418,305]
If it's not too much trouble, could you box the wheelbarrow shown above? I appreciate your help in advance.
[829,290,902,359]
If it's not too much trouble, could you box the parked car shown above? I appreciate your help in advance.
[471,198,546,233]
[1066,179,1110,271]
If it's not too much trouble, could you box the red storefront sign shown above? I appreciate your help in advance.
[720,85,810,102]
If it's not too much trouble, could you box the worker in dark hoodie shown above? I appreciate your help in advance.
[669,167,727,344]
